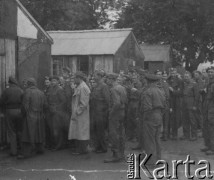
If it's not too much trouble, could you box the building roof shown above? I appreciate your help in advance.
[16,0,53,44]
[140,44,170,62]
[48,29,133,55]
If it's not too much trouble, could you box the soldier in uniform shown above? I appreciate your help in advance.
[181,71,198,141]
[142,74,165,168]
[18,78,47,159]
[62,67,73,116]
[92,70,110,153]
[201,67,214,155]
[104,73,127,163]
[132,76,148,150]
[155,70,170,141]
[126,79,142,141]
[0,77,23,156]
[47,76,69,150]
[89,77,97,150]
[44,77,51,96]
[122,75,132,139]
[167,68,183,140]
[192,70,205,130]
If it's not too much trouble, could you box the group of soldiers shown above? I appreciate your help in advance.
[0,65,214,167]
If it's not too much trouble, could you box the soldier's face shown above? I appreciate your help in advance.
[45,80,51,87]
[117,77,123,84]
[74,77,81,85]
[62,71,69,78]
[94,73,101,81]
[162,73,168,80]
[106,78,113,86]
[51,79,58,86]
[91,81,97,88]
[70,81,76,89]
[208,69,214,79]
[171,71,177,77]
[184,74,191,82]
[156,72,162,78]
[193,72,200,79]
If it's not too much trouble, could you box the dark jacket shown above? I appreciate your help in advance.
[0,84,23,110]
[22,86,47,143]
[47,85,66,112]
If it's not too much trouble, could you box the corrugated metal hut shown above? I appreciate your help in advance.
[140,44,171,72]
[48,29,144,75]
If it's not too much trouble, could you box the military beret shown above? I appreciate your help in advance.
[154,69,162,75]
[123,75,132,82]
[62,67,71,73]
[94,70,105,77]
[75,71,86,79]
[184,71,191,76]
[107,73,118,80]
[145,74,160,81]
[27,78,37,86]
[50,76,59,81]
[8,76,18,85]
[192,70,202,75]
[169,68,177,72]
[207,66,214,72]
[137,69,147,75]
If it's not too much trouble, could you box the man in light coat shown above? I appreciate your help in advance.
[68,71,91,154]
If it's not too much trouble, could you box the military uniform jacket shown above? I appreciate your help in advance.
[182,80,198,109]
[109,83,127,115]
[93,81,110,111]
[142,84,166,125]
[47,85,66,112]
[0,84,23,110]
[205,78,214,122]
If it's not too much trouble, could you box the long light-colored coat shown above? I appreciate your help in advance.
[68,81,90,140]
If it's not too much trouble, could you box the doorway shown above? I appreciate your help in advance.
[77,56,89,75]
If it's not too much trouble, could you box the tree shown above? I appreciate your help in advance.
[116,0,214,71]
[19,0,122,30]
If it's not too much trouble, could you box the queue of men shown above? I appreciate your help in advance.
[0,66,214,168]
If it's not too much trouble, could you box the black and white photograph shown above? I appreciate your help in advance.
[1,0,214,179]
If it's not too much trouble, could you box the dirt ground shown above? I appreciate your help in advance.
[0,134,214,180]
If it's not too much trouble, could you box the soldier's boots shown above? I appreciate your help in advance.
[206,150,214,156]
[201,147,210,152]
[132,145,142,150]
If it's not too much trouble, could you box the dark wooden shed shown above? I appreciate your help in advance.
[0,0,53,144]
[48,29,144,75]
[0,0,53,92]
[140,44,171,72]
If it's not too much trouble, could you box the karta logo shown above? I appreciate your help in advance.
[127,153,213,179]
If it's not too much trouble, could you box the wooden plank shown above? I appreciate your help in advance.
[0,39,4,95]
[94,56,103,71]
[104,55,113,73]
[71,56,77,74]
[0,39,6,91]
[5,39,16,81]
